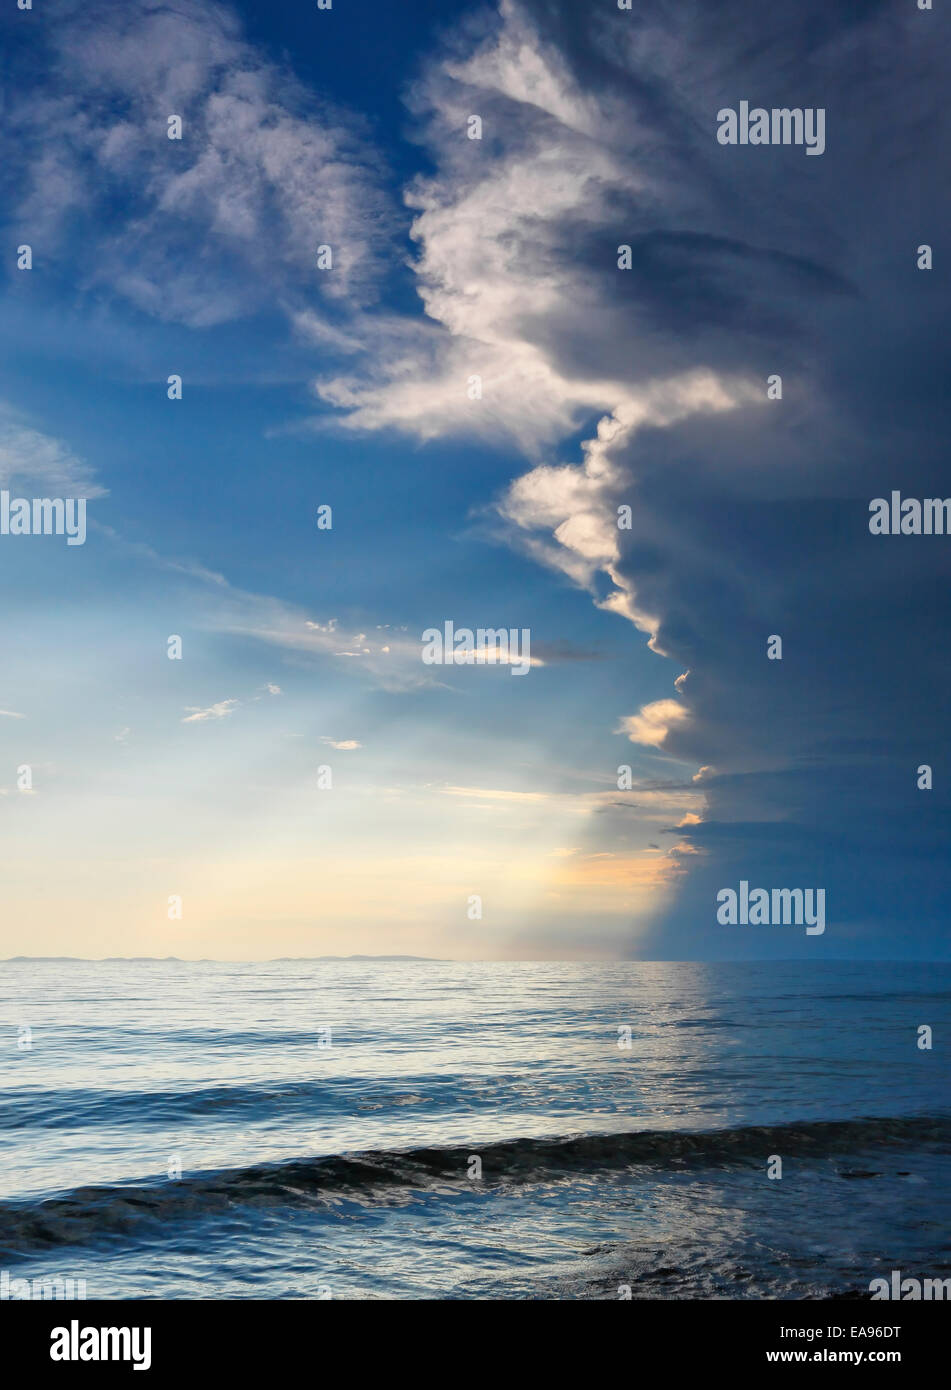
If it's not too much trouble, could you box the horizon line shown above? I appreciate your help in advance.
[3,955,949,965]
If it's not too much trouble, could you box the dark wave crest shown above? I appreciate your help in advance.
[2,1113,948,1258]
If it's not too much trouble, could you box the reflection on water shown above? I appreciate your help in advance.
[1,959,948,1298]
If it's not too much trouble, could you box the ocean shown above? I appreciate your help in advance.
[2,959,949,1300]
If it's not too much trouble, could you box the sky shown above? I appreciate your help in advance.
[1,0,948,961]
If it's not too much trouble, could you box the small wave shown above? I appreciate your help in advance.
[2,1113,948,1258]
[1,1079,444,1131]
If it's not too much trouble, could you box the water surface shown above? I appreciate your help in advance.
[2,959,948,1298]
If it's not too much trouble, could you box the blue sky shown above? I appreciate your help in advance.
[1,0,949,960]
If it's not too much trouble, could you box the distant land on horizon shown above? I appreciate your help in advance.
[2,954,448,963]
[3,956,944,966]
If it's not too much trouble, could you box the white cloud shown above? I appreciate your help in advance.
[310,0,759,458]
[8,0,391,332]
[297,1,637,446]
[182,699,239,724]
[0,403,107,498]
[496,370,757,647]
[617,699,690,749]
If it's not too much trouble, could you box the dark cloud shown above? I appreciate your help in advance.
[488,0,951,956]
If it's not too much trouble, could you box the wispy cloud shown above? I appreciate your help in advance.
[4,0,393,335]
[182,699,239,724]
[0,403,107,497]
